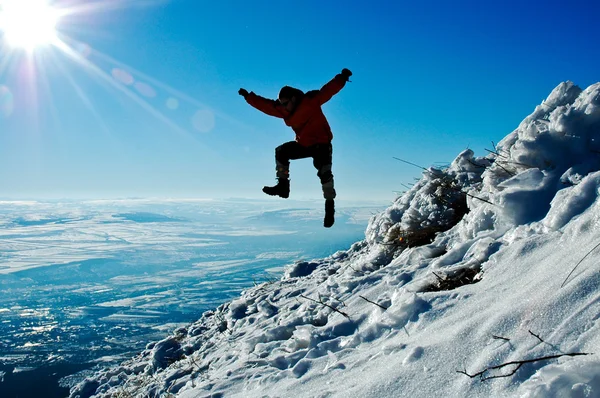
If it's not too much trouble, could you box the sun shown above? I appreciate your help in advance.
[0,0,60,50]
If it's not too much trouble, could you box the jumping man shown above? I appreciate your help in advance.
[238,68,352,228]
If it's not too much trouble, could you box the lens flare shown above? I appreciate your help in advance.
[111,68,135,85]
[134,82,157,98]
[0,85,14,118]
[166,98,179,110]
[192,109,215,133]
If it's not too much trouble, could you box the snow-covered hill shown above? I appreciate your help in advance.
[70,81,600,398]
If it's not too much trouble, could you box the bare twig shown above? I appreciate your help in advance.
[300,294,350,319]
[561,240,600,288]
[528,330,545,344]
[485,148,506,158]
[359,295,389,310]
[393,156,496,206]
[466,159,488,169]
[485,149,535,169]
[492,335,510,342]
[393,157,428,171]
[432,272,445,283]
[528,330,562,351]
[319,293,347,309]
[494,161,517,176]
[462,191,496,206]
[460,332,590,381]
[457,352,591,380]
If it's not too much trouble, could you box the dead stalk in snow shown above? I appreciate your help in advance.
[561,240,600,288]
[457,352,590,381]
[458,331,591,381]
[359,295,389,310]
[393,156,496,206]
[466,159,488,169]
[300,294,350,319]
[528,330,545,344]
[494,161,517,177]
[484,148,534,169]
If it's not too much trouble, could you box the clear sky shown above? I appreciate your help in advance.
[0,0,598,201]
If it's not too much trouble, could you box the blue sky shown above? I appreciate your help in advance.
[0,0,598,201]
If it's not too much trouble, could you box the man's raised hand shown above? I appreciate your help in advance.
[341,68,352,81]
[238,88,249,98]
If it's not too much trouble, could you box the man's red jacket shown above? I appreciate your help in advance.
[244,74,347,147]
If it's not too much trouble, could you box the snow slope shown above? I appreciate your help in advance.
[70,81,600,398]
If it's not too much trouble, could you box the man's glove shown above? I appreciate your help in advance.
[238,88,249,98]
[341,68,352,81]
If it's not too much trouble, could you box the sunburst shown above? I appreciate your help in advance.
[0,0,220,144]
[0,0,60,51]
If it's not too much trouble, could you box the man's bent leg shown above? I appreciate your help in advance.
[275,141,312,179]
[264,142,311,198]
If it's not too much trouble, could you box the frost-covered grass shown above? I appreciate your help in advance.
[70,81,600,398]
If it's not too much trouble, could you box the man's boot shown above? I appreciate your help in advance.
[324,199,335,228]
[262,178,290,198]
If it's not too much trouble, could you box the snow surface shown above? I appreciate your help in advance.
[70,81,600,398]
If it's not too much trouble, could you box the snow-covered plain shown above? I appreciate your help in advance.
[0,199,379,397]
[71,82,600,398]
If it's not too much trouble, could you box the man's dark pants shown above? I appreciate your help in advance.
[275,141,336,200]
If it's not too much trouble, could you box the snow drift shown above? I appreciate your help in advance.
[70,81,600,398]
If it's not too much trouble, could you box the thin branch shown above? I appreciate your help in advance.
[300,294,350,319]
[432,272,445,283]
[494,161,517,177]
[492,335,510,342]
[393,156,428,171]
[486,148,532,168]
[528,329,561,351]
[359,295,389,310]
[466,159,488,169]
[320,293,347,309]
[430,170,496,206]
[561,240,600,288]
[457,352,591,381]
[463,191,496,206]
[528,330,545,344]
[394,156,497,206]
[485,148,506,158]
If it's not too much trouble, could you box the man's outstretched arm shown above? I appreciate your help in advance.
[239,88,284,118]
[316,68,352,105]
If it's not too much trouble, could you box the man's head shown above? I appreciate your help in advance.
[278,86,304,111]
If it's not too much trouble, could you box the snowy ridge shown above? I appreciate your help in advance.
[70,82,600,398]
